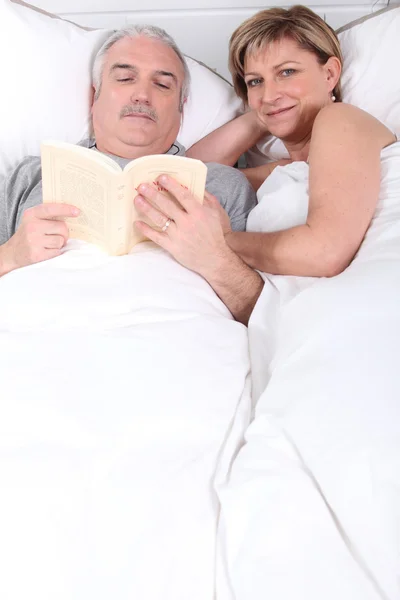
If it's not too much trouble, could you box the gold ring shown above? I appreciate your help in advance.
[161,218,172,232]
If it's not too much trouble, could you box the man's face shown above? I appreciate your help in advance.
[92,36,184,158]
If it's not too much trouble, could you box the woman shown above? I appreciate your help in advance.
[134,5,396,322]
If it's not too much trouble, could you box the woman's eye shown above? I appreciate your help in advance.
[246,78,262,88]
[281,68,296,77]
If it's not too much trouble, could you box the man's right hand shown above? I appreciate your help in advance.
[0,203,80,277]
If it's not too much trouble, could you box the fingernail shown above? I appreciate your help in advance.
[135,195,144,203]
[138,184,148,193]
[72,208,80,215]
[159,175,167,184]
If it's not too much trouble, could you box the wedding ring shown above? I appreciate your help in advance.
[161,218,172,232]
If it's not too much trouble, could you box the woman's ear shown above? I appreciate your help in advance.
[324,56,342,93]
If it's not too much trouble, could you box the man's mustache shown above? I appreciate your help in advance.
[120,104,158,121]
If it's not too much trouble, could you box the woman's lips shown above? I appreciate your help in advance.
[267,106,295,117]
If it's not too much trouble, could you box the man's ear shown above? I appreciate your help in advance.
[180,96,187,118]
[90,85,96,111]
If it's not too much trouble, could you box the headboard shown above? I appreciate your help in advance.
[22,0,390,81]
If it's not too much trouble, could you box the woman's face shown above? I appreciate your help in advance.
[244,36,339,141]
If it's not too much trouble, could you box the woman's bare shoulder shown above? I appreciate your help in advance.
[312,102,395,148]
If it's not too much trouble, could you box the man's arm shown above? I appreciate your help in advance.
[0,204,80,276]
[0,156,43,245]
[132,177,263,325]
[195,246,264,324]
[205,163,257,232]
[0,157,79,276]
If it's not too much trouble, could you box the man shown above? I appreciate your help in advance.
[0,25,264,324]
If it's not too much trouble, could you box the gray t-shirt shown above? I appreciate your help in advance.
[0,139,256,245]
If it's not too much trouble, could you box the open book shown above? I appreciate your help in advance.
[41,141,208,255]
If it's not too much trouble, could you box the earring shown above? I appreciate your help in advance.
[331,94,336,102]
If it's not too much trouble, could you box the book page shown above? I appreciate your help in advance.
[126,154,207,201]
[41,143,127,254]
[124,155,208,249]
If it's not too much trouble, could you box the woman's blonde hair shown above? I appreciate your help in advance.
[229,5,343,103]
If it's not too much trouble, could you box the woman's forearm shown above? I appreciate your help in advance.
[186,112,268,166]
[226,226,350,278]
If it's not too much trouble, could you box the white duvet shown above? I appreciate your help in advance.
[217,142,400,599]
[0,241,251,600]
[2,144,400,600]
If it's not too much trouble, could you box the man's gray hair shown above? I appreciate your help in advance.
[92,24,191,111]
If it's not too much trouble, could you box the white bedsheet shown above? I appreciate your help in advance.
[0,241,252,600]
[217,142,400,600]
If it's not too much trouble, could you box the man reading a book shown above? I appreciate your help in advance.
[0,25,264,324]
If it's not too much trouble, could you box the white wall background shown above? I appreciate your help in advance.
[31,0,391,79]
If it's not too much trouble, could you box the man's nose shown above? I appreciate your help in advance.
[130,81,151,104]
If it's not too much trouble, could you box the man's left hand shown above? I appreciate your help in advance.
[133,175,233,278]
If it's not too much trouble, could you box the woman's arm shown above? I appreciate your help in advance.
[186,111,268,166]
[226,104,396,276]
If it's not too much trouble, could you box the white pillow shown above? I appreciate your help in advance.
[180,57,242,150]
[338,6,400,136]
[0,0,241,177]
[0,0,109,177]
[253,6,400,164]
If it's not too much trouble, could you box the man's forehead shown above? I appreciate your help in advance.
[106,36,184,79]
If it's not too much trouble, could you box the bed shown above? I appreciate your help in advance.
[0,1,399,599]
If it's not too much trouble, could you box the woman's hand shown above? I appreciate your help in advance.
[186,110,270,166]
[133,175,233,278]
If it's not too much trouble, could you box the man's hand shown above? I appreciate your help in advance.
[210,193,232,236]
[133,176,233,278]
[134,176,263,324]
[0,203,80,276]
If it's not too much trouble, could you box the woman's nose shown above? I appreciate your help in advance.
[261,79,283,105]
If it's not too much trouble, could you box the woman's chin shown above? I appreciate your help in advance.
[256,116,294,140]
[267,123,296,140]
